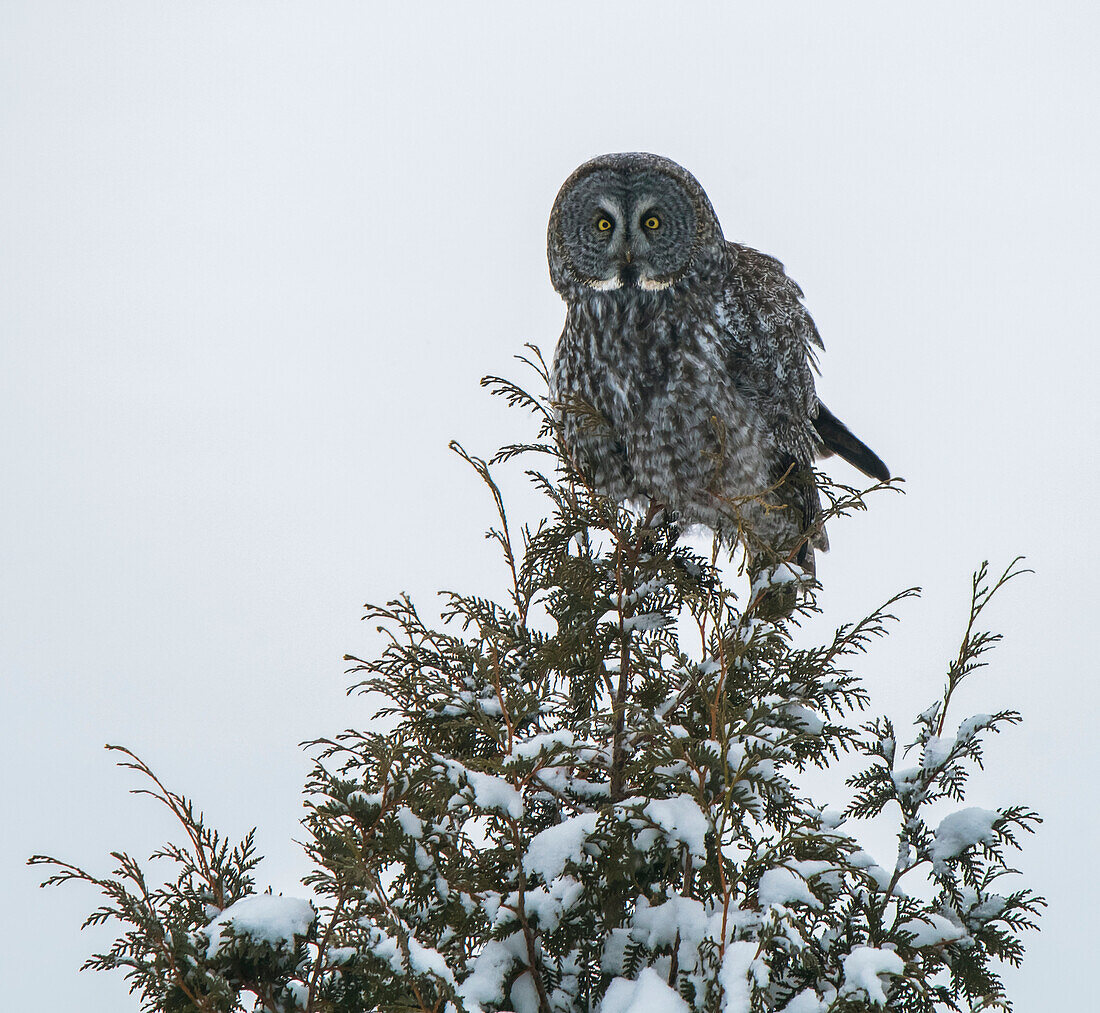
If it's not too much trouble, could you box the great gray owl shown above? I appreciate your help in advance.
[548,152,889,576]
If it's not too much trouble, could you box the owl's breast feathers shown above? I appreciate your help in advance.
[555,253,776,492]
[550,242,841,562]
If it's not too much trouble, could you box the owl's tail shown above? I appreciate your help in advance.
[813,403,890,483]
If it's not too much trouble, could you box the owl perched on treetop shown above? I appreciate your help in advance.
[548,152,889,576]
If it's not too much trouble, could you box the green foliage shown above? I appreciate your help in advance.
[29,747,294,1013]
[32,353,1042,1012]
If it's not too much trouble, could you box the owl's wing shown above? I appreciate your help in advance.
[717,242,824,464]
[717,242,891,483]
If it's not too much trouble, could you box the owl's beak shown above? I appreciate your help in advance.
[616,247,640,286]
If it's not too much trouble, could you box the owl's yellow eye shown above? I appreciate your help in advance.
[644,215,660,230]
[596,217,613,232]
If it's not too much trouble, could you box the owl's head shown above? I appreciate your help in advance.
[547,152,723,299]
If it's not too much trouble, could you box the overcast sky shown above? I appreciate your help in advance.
[3,3,1097,1009]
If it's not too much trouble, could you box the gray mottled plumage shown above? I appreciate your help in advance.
[547,152,889,574]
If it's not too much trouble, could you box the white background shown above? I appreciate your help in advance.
[3,3,1096,1009]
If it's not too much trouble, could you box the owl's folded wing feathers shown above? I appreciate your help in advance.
[717,242,889,483]
[717,242,824,463]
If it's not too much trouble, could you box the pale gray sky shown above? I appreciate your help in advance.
[3,3,1097,1009]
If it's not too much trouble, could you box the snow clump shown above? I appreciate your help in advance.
[600,967,690,1013]
[840,945,905,1005]
[201,895,316,959]
[757,867,822,910]
[930,807,999,870]
[524,812,599,882]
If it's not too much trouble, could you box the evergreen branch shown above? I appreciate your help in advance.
[34,362,1041,1013]
[935,558,1031,738]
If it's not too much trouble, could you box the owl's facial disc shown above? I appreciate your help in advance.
[556,168,698,292]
